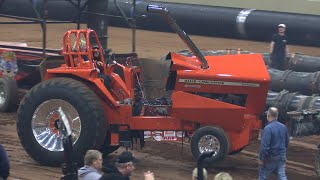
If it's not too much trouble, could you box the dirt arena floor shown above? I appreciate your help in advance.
[1,17,320,180]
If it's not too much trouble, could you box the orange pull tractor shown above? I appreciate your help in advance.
[16,5,270,166]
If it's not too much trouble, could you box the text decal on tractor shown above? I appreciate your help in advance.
[178,78,260,87]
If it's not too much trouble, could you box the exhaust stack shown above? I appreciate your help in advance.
[146,5,209,69]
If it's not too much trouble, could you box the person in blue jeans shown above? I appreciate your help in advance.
[259,107,289,180]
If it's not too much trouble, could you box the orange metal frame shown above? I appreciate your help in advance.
[45,29,270,152]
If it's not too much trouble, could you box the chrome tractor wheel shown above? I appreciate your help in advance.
[17,77,106,166]
[198,135,221,156]
[31,99,81,152]
[191,126,229,162]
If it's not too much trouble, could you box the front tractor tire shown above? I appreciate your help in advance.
[191,126,230,162]
[17,77,106,166]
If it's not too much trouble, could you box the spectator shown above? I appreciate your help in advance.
[269,23,289,70]
[100,151,154,180]
[192,167,208,180]
[0,144,9,180]
[214,172,233,180]
[259,107,289,180]
[78,150,103,180]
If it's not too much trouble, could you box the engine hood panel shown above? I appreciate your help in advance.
[171,52,270,85]
[170,52,270,114]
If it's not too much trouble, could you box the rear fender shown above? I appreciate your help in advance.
[39,57,65,81]
[45,71,119,107]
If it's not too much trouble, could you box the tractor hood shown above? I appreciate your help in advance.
[170,52,270,85]
[170,52,270,114]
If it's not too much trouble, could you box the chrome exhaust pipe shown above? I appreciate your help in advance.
[146,5,209,69]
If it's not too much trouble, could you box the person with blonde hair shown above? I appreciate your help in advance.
[72,39,87,52]
[71,39,89,67]
[192,167,208,180]
[214,172,233,180]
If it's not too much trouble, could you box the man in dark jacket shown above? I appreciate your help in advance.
[100,151,154,180]
[0,144,9,180]
[259,107,289,180]
[269,24,289,70]
[100,151,138,180]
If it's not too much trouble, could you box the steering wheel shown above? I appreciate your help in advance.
[105,53,117,66]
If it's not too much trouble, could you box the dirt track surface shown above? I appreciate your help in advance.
[1,17,320,179]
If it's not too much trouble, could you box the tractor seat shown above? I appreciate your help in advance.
[99,74,112,90]
[73,57,89,67]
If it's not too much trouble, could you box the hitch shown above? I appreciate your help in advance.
[110,124,131,148]
[110,124,145,150]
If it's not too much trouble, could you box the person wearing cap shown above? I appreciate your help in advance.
[269,24,289,70]
[99,151,154,180]
[258,107,289,180]
[192,167,208,180]
[78,150,103,180]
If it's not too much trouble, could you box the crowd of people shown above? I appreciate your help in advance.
[78,149,234,180]
[78,150,154,180]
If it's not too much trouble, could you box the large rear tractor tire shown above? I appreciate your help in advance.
[17,77,107,166]
[191,126,230,162]
[0,76,17,112]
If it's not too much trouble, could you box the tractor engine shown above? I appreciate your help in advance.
[136,58,172,116]
[193,92,247,107]
[136,56,249,116]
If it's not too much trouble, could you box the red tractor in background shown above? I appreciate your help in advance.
[16,5,270,166]
[0,43,65,112]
